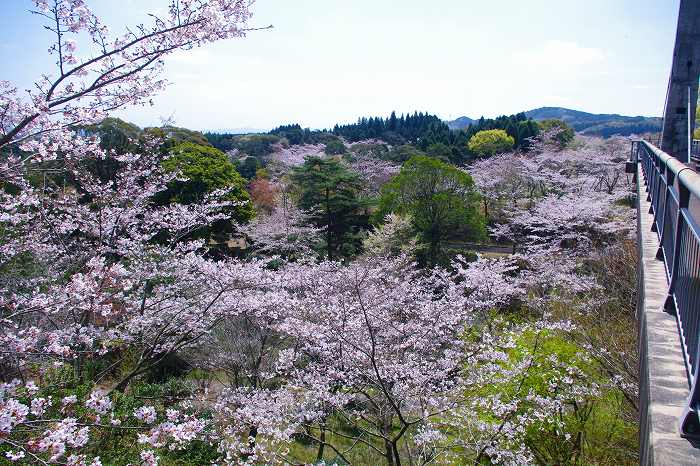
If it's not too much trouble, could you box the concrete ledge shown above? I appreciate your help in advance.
[637,163,700,465]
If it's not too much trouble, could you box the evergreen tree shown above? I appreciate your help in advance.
[233,156,261,179]
[290,157,368,260]
[388,111,398,131]
[332,111,450,145]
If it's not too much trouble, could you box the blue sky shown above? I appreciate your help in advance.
[0,0,681,131]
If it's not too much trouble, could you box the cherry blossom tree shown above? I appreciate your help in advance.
[362,213,420,258]
[469,136,633,249]
[434,320,602,466]
[345,155,400,198]
[207,256,472,466]
[0,1,269,463]
[1,0,264,173]
[240,193,322,259]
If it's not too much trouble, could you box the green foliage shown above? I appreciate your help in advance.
[290,156,368,260]
[333,111,449,145]
[79,118,142,181]
[538,119,575,147]
[84,117,142,154]
[376,155,485,266]
[455,113,538,155]
[161,142,254,222]
[460,324,637,466]
[270,124,307,145]
[381,144,426,163]
[84,118,224,168]
[231,134,281,158]
[330,109,475,162]
[146,126,212,153]
[515,119,541,149]
[256,168,270,179]
[0,363,219,466]
[467,129,515,157]
[425,142,453,162]
[523,333,635,464]
[203,132,239,152]
[233,156,261,180]
[270,124,337,145]
[324,139,346,155]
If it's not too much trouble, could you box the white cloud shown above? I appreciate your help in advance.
[513,40,606,69]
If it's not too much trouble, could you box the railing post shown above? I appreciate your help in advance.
[665,169,691,313]
[651,155,663,230]
[681,349,700,439]
[656,165,674,261]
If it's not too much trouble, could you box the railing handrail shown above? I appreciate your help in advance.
[642,136,700,162]
[641,141,700,196]
[634,139,700,438]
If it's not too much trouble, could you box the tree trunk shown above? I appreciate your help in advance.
[392,440,402,466]
[429,240,440,267]
[384,439,396,466]
[114,363,144,392]
[241,425,258,461]
[316,423,326,462]
[325,187,333,261]
[74,353,85,385]
[382,417,396,466]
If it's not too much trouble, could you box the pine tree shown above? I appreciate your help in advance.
[290,157,368,260]
[388,111,398,131]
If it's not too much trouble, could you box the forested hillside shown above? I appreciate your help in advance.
[203,111,545,169]
[525,107,662,137]
[448,106,662,137]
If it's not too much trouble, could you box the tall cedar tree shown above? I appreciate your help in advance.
[290,156,368,260]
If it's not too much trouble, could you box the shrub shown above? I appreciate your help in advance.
[468,129,515,157]
[325,139,346,155]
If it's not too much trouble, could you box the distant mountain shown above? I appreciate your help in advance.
[446,116,475,130]
[524,107,662,137]
[446,107,662,138]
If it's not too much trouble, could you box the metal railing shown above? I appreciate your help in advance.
[692,139,700,165]
[634,139,700,437]
[641,136,700,166]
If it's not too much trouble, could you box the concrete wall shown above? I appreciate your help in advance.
[636,163,700,465]
[661,0,700,162]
